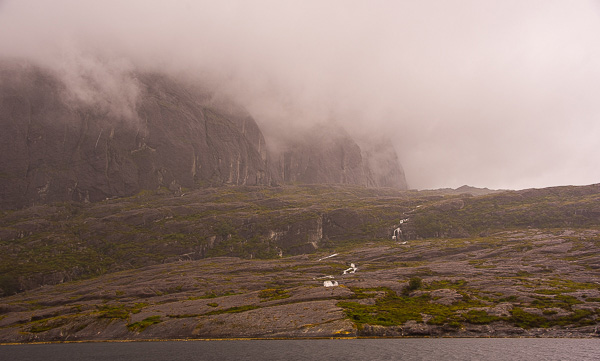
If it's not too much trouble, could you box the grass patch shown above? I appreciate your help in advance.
[97,302,148,319]
[167,313,201,318]
[27,316,70,333]
[339,285,597,330]
[338,287,485,328]
[463,310,502,324]
[204,305,259,316]
[423,279,467,290]
[401,277,423,296]
[127,315,162,332]
[188,290,237,300]
[348,287,387,299]
[509,308,548,328]
[258,288,290,301]
[532,278,599,295]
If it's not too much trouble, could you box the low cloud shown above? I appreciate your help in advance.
[1,0,599,189]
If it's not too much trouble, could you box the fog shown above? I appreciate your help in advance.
[1,0,599,190]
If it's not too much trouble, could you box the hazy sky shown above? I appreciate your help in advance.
[1,0,599,190]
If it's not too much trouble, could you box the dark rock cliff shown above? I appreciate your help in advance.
[0,61,407,209]
[0,63,274,209]
[271,123,407,189]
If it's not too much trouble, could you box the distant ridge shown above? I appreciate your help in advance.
[0,61,407,209]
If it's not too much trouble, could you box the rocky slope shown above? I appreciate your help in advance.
[0,61,407,210]
[0,185,410,296]
[0,184,599,341]
[0,228,598,342]
[1,183,599,297]
[1,61,598,341]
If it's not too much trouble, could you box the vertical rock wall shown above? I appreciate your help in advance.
[271,124,407,189]
[0,62,407,210]
[0,64,273,209]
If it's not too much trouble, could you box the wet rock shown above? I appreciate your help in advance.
[402,320,432,336]
[488,303,513,317]
[430,288,464,305]
[360,324,403,337]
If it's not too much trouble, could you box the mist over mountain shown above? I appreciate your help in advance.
[0,61,406,209]
[2,2,600,343]
[1,1,599,190]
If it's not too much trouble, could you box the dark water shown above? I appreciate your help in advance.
[1,338,599,361]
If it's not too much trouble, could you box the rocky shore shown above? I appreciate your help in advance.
[1,228,599,343]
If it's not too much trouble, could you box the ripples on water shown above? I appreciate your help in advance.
[2,338,599,361]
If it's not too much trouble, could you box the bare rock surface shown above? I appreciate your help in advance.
[1,228,599,342]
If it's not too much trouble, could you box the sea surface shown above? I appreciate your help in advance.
[1,338,599,361]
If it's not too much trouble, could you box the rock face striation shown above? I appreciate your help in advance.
[0,61,407,209]
[271,123,406,189]
[0,63,274,209]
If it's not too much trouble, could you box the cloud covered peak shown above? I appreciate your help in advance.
[2,0,599,189]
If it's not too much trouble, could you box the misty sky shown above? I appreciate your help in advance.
[1,0,599,190]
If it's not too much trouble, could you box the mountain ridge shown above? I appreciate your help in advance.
[0,61,407,210]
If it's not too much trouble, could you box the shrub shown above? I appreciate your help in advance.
[402,277,422,295]
[509,308,548,329]
[463,310,501,324]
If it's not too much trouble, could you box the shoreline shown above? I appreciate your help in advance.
[3,333,599,346]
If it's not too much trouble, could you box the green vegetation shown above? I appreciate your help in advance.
[188,290,237,300]
[339,287,485,328]
[0,184,413,296]
[409,187,600,238]
[3,183,600,298]
[531,278,599,295]
[204,305,259,315]
[339,283,598,330]
[423,279,467,290]
[402,277,423,295]
[509,307,548,328]
[463,310,501,324]
[258,288,290,301]
[530,295,581,309]
[127,316,162,332]
[27,316,72,333]
[97,303,148,319]
[348,287,387,299]
[507,307,595,328]
[2,184,600,340]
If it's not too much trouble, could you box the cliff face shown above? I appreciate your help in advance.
[0,63,274,209]
[0,61,406,210]
[271,124,407,189]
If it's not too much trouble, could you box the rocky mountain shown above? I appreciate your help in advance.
[1,182,599,297]
[3,62,600,343]
[270,123,407,189]
[1,176,599,340]
[1,204,599,341]
[0,62,274,209]
[0,61,407,210]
